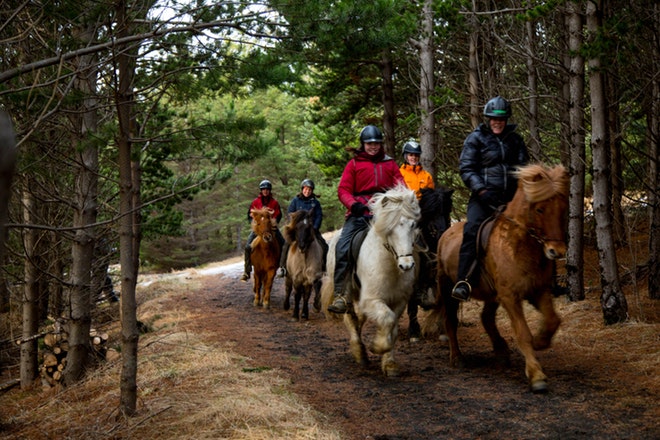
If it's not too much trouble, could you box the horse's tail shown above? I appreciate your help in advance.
[320,231,343,322]
[421,307,443,338]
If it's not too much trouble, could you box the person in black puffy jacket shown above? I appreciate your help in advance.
[451,96,530,301]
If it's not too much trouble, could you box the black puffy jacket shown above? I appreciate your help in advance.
[459,123,529,202]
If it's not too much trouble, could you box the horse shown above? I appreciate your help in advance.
[321,184,421,377]
[282,209,324,321]
[407,186,453,341]
[425,163,569,393]
[249,207,281,309]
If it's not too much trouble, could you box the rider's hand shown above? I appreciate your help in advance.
[350,202,368,217]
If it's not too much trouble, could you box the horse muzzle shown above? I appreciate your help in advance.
[397,255,415,271]
[543,241,566,260]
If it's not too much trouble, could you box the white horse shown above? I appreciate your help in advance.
[321,185,421,377]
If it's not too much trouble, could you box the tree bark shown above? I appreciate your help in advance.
[587,0,628,324]
[20,183,39,389]
[565,1,586,302]
[62,15,100,385]
[526,19,541,160]
[380,50,396,157]
[418,0,437,182]
[648,2,660,300]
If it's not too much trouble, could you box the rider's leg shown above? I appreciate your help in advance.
[452,197,489,301]
[241,231,256,282]
[328,216,368,314]
[277,241,289,277]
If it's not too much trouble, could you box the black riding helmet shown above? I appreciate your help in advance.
[483,96,512,119]
[259,179,272,190]
[359,125,384,147]
[301,179,315,190]
[402,140,422,156]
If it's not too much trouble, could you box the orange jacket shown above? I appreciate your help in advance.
[400,163,434,198]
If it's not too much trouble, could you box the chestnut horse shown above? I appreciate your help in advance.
[249,207,281,309]
[426,163,569,393]
[282,209,324,321]
[321,185,421,377]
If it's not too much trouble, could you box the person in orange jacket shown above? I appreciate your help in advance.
[399,140,435,198]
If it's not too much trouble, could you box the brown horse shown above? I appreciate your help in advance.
[249,207,281,309]
[282,209,324,321]
[427,163,569,393]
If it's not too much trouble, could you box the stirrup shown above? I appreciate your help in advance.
[327,295,349,314]
[451,280,472,301]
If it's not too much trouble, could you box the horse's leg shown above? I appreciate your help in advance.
[499,297,548,393]
[283,276,292,311]
[253,273,261,307]
[344,311,368,367]
[531,291,561,350]
[312,278,322,313]
[407,295,421,342]
[301,284,310,320]
[365,299,398,355]
[380,317,401,377]
[481,301,511,366]
[292,285,302,321]
[263,272,275,309]
[441,278,463,368]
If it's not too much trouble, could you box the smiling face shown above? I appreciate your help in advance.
[301,186,312,197]
[405,153,420,165]
[364,141,382,156]
[489,117,506,135]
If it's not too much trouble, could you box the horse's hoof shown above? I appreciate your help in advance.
[289,317,299,323]
[253,301,259,307]
[263,302,270,309]
[283,302,290,311]
[531,380,549,394]
[438,334,449,343]
[383,363,400,377]
[409,336,420,343]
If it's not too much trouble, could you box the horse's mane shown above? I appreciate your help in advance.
[419,186,453,217]
[515,164,569,203]
[283,210,306,242]
[368,184,420,235]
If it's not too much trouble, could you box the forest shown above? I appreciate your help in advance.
[0,0,659,417]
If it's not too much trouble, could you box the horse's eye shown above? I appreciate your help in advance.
[536,208,544,215]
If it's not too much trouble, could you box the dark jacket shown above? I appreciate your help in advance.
[287,194,323,231]
[459,123,529,201]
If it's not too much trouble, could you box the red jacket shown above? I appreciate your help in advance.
[247,195,282,223]
[338,150,404,217]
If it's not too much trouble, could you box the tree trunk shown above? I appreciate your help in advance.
[20,183,39,389]
[468,11,481,128]
[587,0,628,324]
[418,0,437,182]
[526,19,541,160]
[116,0,140,416]
[380,50,396,157]
[0,112,16,313]
[648,2,660,300]
[565,1,586,302]
[62,18,100,386]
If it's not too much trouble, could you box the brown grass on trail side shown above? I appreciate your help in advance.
[1,224,659,439]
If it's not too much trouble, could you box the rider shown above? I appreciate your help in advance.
[399,139,436,310]
[399,140,435,199]
[451,96,530,301]
[277,179,329,277]
[327,125,405,314]
[240,179,285,282]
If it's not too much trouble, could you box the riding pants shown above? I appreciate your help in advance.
[333,216,369,295]
[456,195,495,282]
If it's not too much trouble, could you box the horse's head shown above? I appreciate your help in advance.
[370,185,421,272]
[285,209,315,252]
[418,187,454,251]
[511,164,569,260]
[251,207,275,242]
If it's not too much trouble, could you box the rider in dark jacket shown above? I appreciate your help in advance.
[451,96,530,301]
[277,179,329,277]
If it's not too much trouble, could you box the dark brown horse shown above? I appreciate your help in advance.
[249,207,281,309]
[427,163,569,393]
[282,209,324,321]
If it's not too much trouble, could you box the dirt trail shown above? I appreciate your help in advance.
[173,266,659,440]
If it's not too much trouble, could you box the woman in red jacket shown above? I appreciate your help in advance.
[327,125,405,314]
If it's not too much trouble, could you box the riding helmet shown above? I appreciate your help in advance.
[359,125,384,145]
[301,179,315,190]
[483,96,512,118]
[259,179,272,190]
[402,140,422,156]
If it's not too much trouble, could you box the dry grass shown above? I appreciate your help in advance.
[0,277,342,440]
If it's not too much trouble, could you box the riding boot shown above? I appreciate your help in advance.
[417,287,436,310]
[277,242,289,278]
[240,245,251,282]
[328,287,350,314]
[452,260,477,301]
